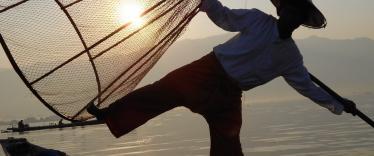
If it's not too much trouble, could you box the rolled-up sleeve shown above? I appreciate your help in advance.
[200,0,261,32]
[282,65,344,114]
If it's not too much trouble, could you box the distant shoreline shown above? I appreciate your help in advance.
[0,115,61,126]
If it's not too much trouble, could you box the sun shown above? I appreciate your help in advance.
[117,2,144,27]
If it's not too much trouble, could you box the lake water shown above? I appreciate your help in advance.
[1,94,374,156]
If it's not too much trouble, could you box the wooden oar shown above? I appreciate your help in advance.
[309,73,374,128]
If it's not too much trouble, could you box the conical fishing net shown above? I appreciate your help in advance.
[0,0,201,121]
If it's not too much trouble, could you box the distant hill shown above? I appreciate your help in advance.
[142,34,374,103]
[1,34,374,120]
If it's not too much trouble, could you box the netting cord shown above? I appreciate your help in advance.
[29,0,168,85]
[63,0,82,8]
[1,0,202,121]
[55,0,103,103]
[72,11,198,120]
[71,2,202,120]
[0,0,29,13]
[92,0,187,59]
[0,33,71,121]
[100,11,199,104]
[99,8,201,104]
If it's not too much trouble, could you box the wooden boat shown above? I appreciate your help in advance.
[3,120,104,133]
[0,137,66,156]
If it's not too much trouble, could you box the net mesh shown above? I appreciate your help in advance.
[0,0,201,121]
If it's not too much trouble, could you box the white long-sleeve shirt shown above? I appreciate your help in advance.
[201,0,344,114]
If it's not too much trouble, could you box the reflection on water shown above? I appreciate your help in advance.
[1,94,373,156]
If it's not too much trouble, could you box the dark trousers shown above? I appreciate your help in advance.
[104,52,244,156]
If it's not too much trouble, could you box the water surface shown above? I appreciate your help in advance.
[1,95,373,156]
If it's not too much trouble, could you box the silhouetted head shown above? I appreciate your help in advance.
[270,0,326,39]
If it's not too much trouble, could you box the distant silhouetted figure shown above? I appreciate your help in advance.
[88,0,352,155]
[58,119,64,127]
[18,120,25,130]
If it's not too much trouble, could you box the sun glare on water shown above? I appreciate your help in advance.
[117,1,144,27]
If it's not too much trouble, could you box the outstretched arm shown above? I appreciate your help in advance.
[200,0,260,32]
[282,65,344,115]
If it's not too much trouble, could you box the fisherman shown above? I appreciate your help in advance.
[58,119,64,127]
[18,120,25,130]
[88,0,356,155]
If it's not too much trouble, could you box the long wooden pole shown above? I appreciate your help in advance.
[309,73,374,128]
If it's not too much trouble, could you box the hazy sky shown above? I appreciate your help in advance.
[183,0,374,40]
[2,0,374,68]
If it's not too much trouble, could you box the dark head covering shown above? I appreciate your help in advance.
[271,0,327,29]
